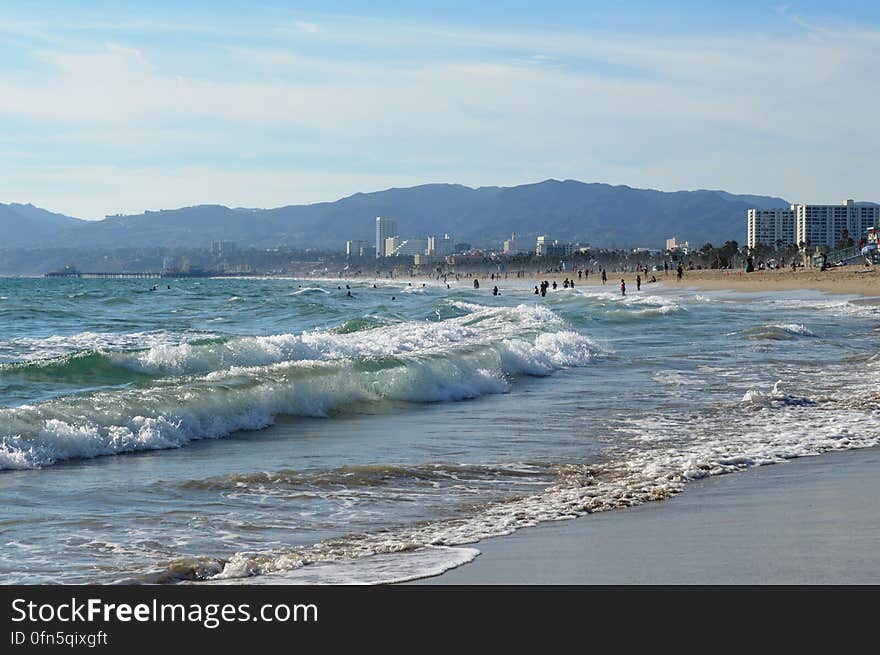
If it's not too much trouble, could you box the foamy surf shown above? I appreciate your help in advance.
[0,303,603,470]
[4,278,880,586]
[135,387,880,585]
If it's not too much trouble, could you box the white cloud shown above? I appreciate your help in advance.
[0,14,878,216]
[292,21,320,34]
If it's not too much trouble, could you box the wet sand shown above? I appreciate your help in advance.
[415,447,880,584]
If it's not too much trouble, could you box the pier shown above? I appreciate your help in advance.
[45,271,164,279]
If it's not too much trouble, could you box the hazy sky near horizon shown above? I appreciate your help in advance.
[1,0,878,219]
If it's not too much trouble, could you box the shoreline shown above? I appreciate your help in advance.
[14,266,880,299]
[413,446,880,584]
[521,265,880,298]
[324,265,880,299]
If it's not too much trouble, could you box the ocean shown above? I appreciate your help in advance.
[1,275,878,584]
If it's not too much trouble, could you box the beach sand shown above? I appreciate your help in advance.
[409,269,880,585]
[522,265,880,297]
[414,447,880,584]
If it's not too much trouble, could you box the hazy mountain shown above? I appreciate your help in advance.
[0,203,85,247]
[2,180,795,251]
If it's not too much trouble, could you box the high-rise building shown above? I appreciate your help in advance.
[346,239,370,258]
[795,200,879,249]
[427,234,454,257]
[375,217,398,258]
[747,200,879,250]
[210,240,237,257]
[747,209,797,249]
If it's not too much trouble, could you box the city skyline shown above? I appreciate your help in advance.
[1,1,879,219]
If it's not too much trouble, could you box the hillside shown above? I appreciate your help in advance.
[2,180,793,251]
[0,203,85,247]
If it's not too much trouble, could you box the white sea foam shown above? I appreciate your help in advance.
[206,546,480,585]
[0,330,212,365]
[120,302,574,375]
[769,323,816,337]
[741,380,815,406]
[571,288,684,315]
[290,287,330,295]
[172,372,880,584]
[0,303,603,470]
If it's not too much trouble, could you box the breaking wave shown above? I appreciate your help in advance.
[739,323,817,341]
[0,304,603,470]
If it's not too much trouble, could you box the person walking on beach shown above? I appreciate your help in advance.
[601,269,607,285]
[636,274,641,291]
[620,279,626,296]
[664,260,668,276]
[676,263,683,280]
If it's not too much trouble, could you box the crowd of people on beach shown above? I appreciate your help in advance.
[316,259,684,301]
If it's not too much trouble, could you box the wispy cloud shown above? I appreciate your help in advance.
[0,8,878,217]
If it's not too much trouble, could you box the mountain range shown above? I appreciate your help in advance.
[1,179,800,251]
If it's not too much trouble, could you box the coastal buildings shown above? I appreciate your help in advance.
[346,239,370,258]
[503,233,525,254]
[665,237,689,254]
[794,200,878,249]
[428,234,454,257]
[375,216,397,257]
[747,200,879,250]
[357,218,456,259]
[386,237,429,257]
[665,237,689,265]
[535,235,572,257]
[209,240,237,257]
[747,209,796,249]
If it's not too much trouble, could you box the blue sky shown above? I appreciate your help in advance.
[1,1,878,218]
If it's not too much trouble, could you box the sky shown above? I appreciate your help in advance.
[0,0,878,219]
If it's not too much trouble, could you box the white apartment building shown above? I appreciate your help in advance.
[375,216,398,258]
[747,200,879,250]
[535,235,572,257]
[795,200,878,249]
[386,237,429,257]
[384,236,401,257]
[747,209,797,249]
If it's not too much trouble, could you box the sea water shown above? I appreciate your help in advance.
[0,276,878,583]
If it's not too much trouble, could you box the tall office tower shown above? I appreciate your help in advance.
[376,216,398,257]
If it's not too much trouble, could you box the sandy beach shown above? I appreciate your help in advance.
[522,264,880,298]
[415,447,880,584]
[405,274,880,585]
